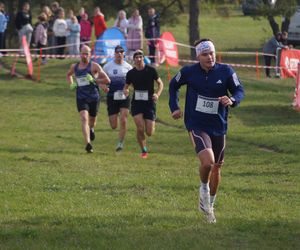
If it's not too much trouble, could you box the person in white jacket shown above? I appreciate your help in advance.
[53,7,67,57]
[68,16,80,56]
[113,10,128,35]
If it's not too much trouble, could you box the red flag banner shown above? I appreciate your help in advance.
[293,63,300,111]
[22,36,33,77]
[280,49,300,78]
[158,32,179,67]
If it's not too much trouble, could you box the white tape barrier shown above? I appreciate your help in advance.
[0,38,280,69]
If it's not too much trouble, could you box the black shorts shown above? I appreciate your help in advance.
[131,101,156,121]
[106,95,130,116]
[76,98,100,117]
[189,130,225,164]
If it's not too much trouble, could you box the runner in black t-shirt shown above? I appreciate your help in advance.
[124,50,163,158]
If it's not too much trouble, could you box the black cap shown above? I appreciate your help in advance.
[133,49,144,58]
[115,45,124,53]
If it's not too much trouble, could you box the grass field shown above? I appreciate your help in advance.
[1,8,300,250]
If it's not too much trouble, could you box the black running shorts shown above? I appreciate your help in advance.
[106,95,130,116]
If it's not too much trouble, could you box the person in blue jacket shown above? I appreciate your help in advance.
[0,2,8,54]
[169,38,244,223]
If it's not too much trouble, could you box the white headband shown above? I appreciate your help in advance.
[195,41,215,56]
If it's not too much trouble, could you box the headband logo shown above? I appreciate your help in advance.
[196,41,215,56]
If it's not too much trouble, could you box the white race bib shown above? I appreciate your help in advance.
[113,90,126,100]
[76,76,89,87]
[135,90,148,101]
[195,95,219,114]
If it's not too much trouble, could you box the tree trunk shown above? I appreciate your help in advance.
[6,0,18,48]
[281,17,290,32]
[189,0,200,60]
[267,15,279,35]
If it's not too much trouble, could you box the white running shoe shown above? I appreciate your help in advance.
[199,187,211,213]
[205,209,216,224]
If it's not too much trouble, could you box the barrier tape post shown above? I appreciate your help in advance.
[165,60,171,82]
[37,48,42,81]
[256,51,260,79]
[10,55,18,76]
[218,52,222,63]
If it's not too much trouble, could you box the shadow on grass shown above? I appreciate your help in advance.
[0,215,299,249]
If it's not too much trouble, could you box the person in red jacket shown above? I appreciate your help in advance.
[93,7,107,39]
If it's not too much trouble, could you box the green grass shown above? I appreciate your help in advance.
[1,10,300,250]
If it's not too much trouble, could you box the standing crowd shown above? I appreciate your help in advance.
[0,1,161,65]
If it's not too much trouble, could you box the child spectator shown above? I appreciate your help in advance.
[77,7,85,23]
[113,10,128,36]
[34,13,48,64]
[80,13,92,45]
[68,16,80,56]
[65,9,74,53]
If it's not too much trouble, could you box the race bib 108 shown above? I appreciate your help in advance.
[195,95,219,114]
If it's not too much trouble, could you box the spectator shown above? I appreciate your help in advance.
[281,31,293,48]
[65,9,74,53]
[113,10,128,35]
[47,2,60,54]
[51,1,60,18]
[0,2,8,54]
[68,16,80,56]
[80,13,92,46]
[53,7,67,57]
[77,7,85,23]
[15,2,33,51]
[262,32,287,78]
[42,5,52,20]
[145,7,160,65]
[93,7,107,39]
[126,9,143,60]
[34,13,48,64]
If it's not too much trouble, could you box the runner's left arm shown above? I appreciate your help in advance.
[226,71,245,107]
[152,77,164,102]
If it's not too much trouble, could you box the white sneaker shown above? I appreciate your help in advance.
[205,209,216,224]
[199,187,211,213]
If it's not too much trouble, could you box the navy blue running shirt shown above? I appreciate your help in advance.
[169,63,244,136]
[74,62,100,101]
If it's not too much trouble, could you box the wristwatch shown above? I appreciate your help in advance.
[230,97,236,107]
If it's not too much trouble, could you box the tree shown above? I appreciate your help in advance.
[189,0,200,59]
[247,0,298,35]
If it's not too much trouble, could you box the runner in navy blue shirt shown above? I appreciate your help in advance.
[67,45,110,153]
[169,39,244,223]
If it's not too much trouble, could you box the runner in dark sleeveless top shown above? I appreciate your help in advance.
[67,45,110,153]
